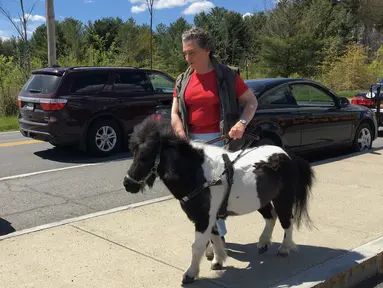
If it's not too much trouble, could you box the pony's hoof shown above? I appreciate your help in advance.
[211,262,223,270]
[182,275,195,284]
[205,247,214,261]
[258,245,269,254]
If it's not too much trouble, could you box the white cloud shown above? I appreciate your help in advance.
[182,1,214,15]
[130,0,201,13]
[242,12,253,19]
[84,0,95,3]
[0,31,10,41]
[12,14,46,23]
[132,3,147,13]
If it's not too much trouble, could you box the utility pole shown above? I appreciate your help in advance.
[46,0,56,67]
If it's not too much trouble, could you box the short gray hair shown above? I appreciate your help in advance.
[181,27,214,53]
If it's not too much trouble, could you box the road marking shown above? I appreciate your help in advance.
[0,131,20,135]
[0,163,99,182]
[0,139,41,147]
[0,195,174,241]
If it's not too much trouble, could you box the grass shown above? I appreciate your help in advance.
[0,116,18,132]
[336,90,364,98]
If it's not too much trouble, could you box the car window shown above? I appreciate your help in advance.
[244,81,266,98]
[148,73,174,93]
[70,72,109,94]
[112,71,152,93]
[22,74,61,94]
[290,84,334,105]
[258,86,297,106]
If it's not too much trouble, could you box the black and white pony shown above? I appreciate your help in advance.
[123,117,315,285]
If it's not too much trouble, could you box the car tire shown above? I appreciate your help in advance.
[352,122,373,152]
[254,137,277,147]
[87,119,122,157]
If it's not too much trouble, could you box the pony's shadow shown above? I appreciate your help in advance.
[34,146,132,164]
[0,218,16,236]
[204,241,365,288]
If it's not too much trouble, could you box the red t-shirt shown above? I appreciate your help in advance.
[173,69,249,133]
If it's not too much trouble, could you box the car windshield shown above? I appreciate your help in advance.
[244,80,266,98]
[22,74,62,94]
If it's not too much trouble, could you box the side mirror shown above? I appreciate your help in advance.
[339,96,349,107]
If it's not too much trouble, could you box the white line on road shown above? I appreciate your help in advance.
[0,195,174,241]
[0,163,100,182]
[0,131,20,135]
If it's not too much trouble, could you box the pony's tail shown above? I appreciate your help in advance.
[292,155,315,230]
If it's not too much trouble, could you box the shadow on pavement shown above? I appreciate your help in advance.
[33,146,132,164]
[0,218,16,236]
[204,241,365,288]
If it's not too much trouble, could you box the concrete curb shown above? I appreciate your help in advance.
[272,236,383,288]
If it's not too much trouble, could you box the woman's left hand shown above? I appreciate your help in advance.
[228,121,246,140]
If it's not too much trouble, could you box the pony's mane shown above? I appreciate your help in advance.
[129,116,193,153]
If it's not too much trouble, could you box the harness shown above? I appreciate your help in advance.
[124,153,161,187]
[180,132,260,218]
[126,130,261,219]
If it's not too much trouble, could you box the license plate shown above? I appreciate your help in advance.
[25,103,35,111]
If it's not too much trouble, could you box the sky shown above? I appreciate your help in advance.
[0,0,277,40]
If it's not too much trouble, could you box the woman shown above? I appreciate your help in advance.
[171,27,258,260]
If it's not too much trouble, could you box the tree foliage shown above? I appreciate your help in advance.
[1,0,383,116]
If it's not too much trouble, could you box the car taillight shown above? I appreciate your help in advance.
[351,96,375,106]
[40,99,67,111]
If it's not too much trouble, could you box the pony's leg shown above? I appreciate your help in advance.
[183,223,212,284]
[205,218,226,260]
[273,195,297,257]
[210,224,227,270]
[257,202,277,254]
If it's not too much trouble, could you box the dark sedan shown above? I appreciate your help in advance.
[243,78,379,153]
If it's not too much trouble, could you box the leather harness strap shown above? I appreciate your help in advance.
[217,153,234,218]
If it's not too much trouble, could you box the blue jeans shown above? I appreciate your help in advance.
[190,132,227,237]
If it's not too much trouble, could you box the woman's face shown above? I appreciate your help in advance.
[182,39,210,71]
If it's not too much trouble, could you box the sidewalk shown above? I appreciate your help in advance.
[1,149,383,288]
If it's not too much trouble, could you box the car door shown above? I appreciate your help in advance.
[63,70,113,135]
[289,82,353,150]
[109,70,157,134]
[255,84,302,151]
[145,71,175,119]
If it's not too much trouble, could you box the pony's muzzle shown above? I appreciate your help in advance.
[123,175,141,194]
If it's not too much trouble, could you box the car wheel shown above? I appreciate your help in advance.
[353,123,373,152]
[87,119,122,157]
[253,137,277,147]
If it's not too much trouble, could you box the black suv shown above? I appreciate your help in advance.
[18,66,175,156]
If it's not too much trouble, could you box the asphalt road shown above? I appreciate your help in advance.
[1,130,383,236]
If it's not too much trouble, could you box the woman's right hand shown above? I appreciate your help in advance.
[176,129,188,140]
